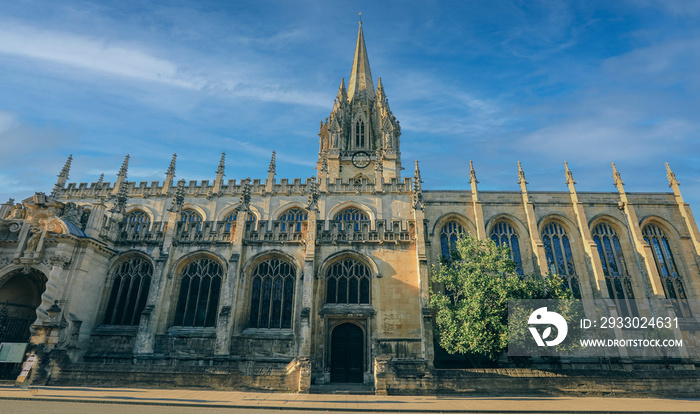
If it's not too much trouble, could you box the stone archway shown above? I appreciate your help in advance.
[0,268,46,379]
[330,322,364,383]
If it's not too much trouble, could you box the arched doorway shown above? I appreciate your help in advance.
[0,269,46,379]
[330,322,364,383]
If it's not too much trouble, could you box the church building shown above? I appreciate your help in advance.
[0,23,698,394]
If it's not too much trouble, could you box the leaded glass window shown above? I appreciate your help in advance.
[440,221,464,260]
[642,224,692,318]
[127,210,150,232]
[489,221,523,275]
[181,209,203,231]
[173,258,222,327]
[334,207,368,231]
[249,258,296,329]
[541,222,581,298]
[355,120,365,148]
[279,208,307,232]
[103,257,152,326]
[326,259,371,304]
[592,223,638,317]
[223,211,256,232]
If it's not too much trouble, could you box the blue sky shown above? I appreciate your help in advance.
[1,0,700,209]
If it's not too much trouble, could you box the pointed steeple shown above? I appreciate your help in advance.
[376,77,386,102]
[216,152,226,176]
[412,160,424,210]
[163,153,177,195]
[118,155,130,178]
[564,161,576,186]
[337,78,348,103]
[665,162,679,188]
[212,152,226,197]
[347,21,374,102]
[611,162,624,189]
[166,153,177,176]
[52,154,73,197]
[268,151,276,174]
[112,155,129,196]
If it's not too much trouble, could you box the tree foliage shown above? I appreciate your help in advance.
[430,233,573,362]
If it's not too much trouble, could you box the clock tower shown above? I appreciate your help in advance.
[317,22,402,182]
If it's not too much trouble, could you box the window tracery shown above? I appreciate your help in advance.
[541,222,581,298]
[279,207,307,232]
[489,221,523,275]
[592,222,637,317]
[223,211,256,232]
[181,209,203,231]
[248,258,296,329]
[127,210,151,232]
[334,207,368,231]
[439,220,464,260]
[642,224,692,318]
[355,120,365,149]
[325,258,371,304]
[172,258,222,327]
[103,257,152,326]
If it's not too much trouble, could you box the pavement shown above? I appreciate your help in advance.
[0,384,699,413]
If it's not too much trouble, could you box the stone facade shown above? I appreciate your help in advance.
[0,23,699,393]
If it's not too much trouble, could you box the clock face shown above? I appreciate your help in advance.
[351,151,371,168]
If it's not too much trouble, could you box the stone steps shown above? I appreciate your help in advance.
[309,383,375,395]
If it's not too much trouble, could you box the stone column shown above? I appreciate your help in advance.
[611,164,665,297]
[468,161,486,239]
[564,163,607,299]
[215,254,239,355]
[134,259,167,355]
[517,162,548,274]
[298,208,317,356]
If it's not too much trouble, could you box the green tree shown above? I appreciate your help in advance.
[430,233,573,363]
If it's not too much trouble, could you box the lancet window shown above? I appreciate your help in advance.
[279,208,307,232]
[592,223,638,317]
[103,257,152,326]
[181,209,203,231]
[489,221,523,275]
[126,210,150,232]
[355,120,365,149]
[334,207,368,231]
[439,221,465,261]
[642,224,692,318]
[172,258,222,327]
[325,259,371,304]
[541,222,581,298]
[223,211,257,232]
[248,258,296,329]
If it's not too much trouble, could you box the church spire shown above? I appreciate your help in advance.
[347,21,374,102]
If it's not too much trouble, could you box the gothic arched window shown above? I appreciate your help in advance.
[249,258,296,329]
[181,209,203,231]
[541,222,581,298]
[642,224,692,318]
[127,210,150,232]
[440,220,464,260]
[103,257,152,326]
[489,221,523,275]
[334,207,368,231]
[173,258,222,327]
[326,259,371,304]
[592,223,637,317]
[279,207,307,232]
[355,120,365,148]
[223,211,257,232]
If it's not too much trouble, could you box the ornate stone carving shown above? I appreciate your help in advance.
[49,254,72,269]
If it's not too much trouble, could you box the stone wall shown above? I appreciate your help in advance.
[374,357,700,397]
